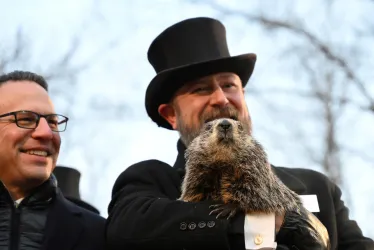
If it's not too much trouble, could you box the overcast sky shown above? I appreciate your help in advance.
[2,0,373,237]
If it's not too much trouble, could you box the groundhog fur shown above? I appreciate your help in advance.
[180,118,302,218]
[179,118,330,249]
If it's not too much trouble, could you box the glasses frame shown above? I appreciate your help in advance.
[0,110,69,132]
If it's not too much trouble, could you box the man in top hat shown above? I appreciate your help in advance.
[105,17,374,250]
[53,165,100,214]
[0,70,106,250]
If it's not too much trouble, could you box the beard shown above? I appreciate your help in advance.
[176,105,252,147]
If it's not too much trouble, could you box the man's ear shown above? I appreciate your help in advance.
[158,103,177,130]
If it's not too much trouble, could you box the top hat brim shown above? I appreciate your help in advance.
[145,53,257,129]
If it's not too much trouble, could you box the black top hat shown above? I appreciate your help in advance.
[52,166,100,214]
[145,17,257,129]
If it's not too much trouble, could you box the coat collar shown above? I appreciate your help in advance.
[0,176,57,206]
[1,176,85,250]
[42,190,84,250]
[271,165,307,194]
[173,139,307,194]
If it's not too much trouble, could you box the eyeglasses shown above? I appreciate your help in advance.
[0,110,69,132]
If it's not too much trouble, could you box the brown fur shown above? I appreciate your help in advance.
[179,118,303,219]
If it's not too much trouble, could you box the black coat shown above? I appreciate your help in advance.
[106,140,374,250]
[42,191,106,250]
[0,177,105,250]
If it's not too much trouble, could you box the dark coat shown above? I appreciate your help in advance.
[42,191,106,250]
[0,177,106,250]
[0,176,105,250]
[106,140,374,250]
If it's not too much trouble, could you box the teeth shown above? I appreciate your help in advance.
[26,150,48,156]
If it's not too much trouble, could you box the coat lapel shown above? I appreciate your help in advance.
[42,191,84,250]
[271,165,307,194]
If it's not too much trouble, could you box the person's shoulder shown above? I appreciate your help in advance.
[273,165,338,198]
[62,199,106,247]
[275,165,327,177]
[56,194,106,226]
[112,159,177,194]
[125,159,174,174]
[117,159,175,181]
[77,205,105,222]
[65,198,105,221]
[274,165,332,186]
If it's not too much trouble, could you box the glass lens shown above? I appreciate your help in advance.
[46,114,67,131]
[15,111,38,128]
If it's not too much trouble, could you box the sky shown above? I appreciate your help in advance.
[1,0,373,237]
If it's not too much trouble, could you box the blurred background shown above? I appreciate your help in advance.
[1,0,373,238]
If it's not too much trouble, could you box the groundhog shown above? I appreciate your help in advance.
[180,118,302,217]
[180,118,330,249]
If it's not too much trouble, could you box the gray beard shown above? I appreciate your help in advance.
[177,119,200,147]
[175,105,252,147]
[177,117,252,147]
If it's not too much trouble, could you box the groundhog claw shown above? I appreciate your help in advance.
[209,204,239,220]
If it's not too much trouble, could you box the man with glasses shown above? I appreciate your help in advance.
[0,70,106,250]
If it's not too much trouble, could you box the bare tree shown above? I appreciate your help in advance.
[186,0,374,213]
[0,1,129,209]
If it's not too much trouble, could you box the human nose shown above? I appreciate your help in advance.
[31,118,54,139]
[209,87,229,107]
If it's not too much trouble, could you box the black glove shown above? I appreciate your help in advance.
[276,245,291,250]
[276,206,330,250]
[276,245,301,250]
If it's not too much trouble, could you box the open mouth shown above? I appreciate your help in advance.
[19,149,51,157]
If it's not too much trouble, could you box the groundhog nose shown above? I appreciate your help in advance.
[218,119,232,131]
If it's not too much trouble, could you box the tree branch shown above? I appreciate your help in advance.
[197,0,374,111]
[0,27,26,74]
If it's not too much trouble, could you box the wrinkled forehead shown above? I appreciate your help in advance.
[0,81,54,113]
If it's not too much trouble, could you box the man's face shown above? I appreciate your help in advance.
[0,81,61,189]
[159,72,252,146]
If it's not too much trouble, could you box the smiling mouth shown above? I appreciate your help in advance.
[20,149,51,157]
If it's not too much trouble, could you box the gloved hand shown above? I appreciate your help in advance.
[276,206,330,250]
[276,245,291,250]
[276,245,299,250]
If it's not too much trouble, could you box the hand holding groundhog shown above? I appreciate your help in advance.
[180,118,330,250]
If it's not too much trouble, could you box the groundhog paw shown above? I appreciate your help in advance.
[209,203,239,220]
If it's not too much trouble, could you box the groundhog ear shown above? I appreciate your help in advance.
[158,104,177,129]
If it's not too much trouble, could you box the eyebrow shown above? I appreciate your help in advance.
[178,79,206,93]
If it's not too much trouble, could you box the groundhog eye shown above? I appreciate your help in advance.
[205,124,212,130]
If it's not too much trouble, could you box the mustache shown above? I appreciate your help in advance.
[200,106,239,124]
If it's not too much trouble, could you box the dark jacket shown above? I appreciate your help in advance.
[106,139,374,250]
[0,177,106,250]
